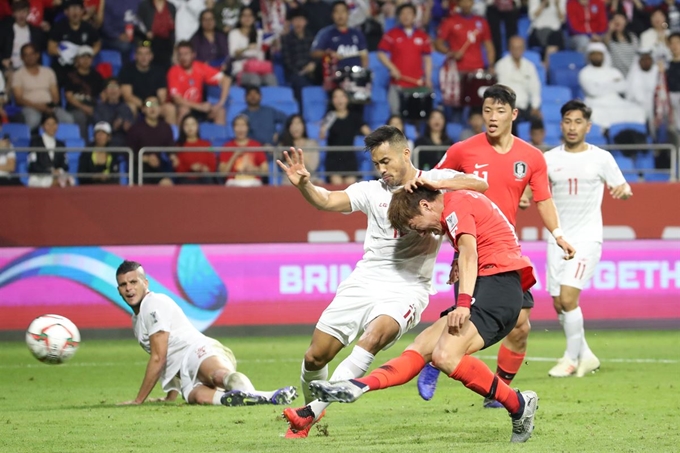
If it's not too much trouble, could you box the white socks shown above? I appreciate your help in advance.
[301,362,328,404]
[308,346,375,419]
[563,307,585,362]
[212,391,226,406]
[224,371,275,399]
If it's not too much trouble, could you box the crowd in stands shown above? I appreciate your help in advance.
[0,0,679,187]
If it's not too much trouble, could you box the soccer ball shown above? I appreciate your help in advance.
[26,314,81,364]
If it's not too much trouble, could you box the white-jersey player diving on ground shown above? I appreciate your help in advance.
[543,100,632,377]
[275,125,488,438]
[115,260,298,406]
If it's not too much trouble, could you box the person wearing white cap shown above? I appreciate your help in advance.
[78,121,121,185]
[64,45,105,140]
[578,42,646,129]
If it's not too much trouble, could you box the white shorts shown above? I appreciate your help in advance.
[179,338,237,401]
[316,276,429,350]
[547,241,602,297]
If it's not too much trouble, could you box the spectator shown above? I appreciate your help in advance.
[346,0,371,28]
[260,0,288,52]
[93,78,135,146]
[319,87,370,185]
[435,0,495,103]
[459,108,485,140]
[578,42,646,128]
[277,113,321,182]
[281,9,317,105]
[377,3,432,116]
[168,0,205,42]
[18,0,53,31]
[0,134,21,186]
[118,42,173,121]
[219,114,268,186]
[668,33,680,133]
[608,0,649,37]
[78,121,122,184]
[83,0,105,27]
[167,40,230,125]
[228,6,278,87]
[386,114,414,149]
[486,0,521,63]
[414,109,452,170]
[495,36,542,122]
[626,49,659,130]
[190,9,230,71]
[12,43,74,131]
[27,113,72,188]
[48,0,101,85]
[0,0,45,72]
[170,113,217,184]
[528,0,566,62]
[640,9,672,63]
[213,0,241,34]
[300,0,333,37]
[240,85,287,145]
[99,0,141,60]
[64,45,105,140]
[529,118,549,150]
[604,13,640,76]
[388,0,432,31]
[126,95,175,185]
[660,0,680,33]
[311,1,369,80]
[136,0,176,71]
[566,0,608,53]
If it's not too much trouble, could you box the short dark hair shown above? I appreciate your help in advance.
[332,1,348,12]
[245,85,261,95]
[560,100,592,120]
[396,2,416,16]
[176,40,193,50]
[12,0,30,11]
[116,260,142,276]
[388,187,441,233]
[670,32,680,42]
[41,112,58,125]
[530,118,545,131]
[20,42,37,56]
[364,125,408,153]
[482,84,517,110]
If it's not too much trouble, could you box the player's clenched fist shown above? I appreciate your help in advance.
[556,237,576,260]
[447,306,470,336]
[276,147,311,187]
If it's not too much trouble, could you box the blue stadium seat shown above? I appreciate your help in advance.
[273,63,287,86]
[227,101,248,124]
[53,124,81,140]
[200,122,228,142]
[587,135,607,146]
[42,52,50,67]
[207,85,222,100]
[301,86,328,123]
[542,85,572,105]
[446,123,463,142]
[65,138,84,148]
[372,84,388,103]
[613,154,638,183]
[384,17,397,32]
[96,50,122,76]
[608,122,649,144]
[588,123,603,137]
[541,104,562,123]
[404,123,417,141]
[364,102,390,125]
[536,65,546,85]
[645,172,671,182]
[430,51,446,105]
[261,86,295,103]
[549,51,586,71]
[369,51,390,89]
[228,86,246,103]
[16,154,29,185]
[517,16,531,41]
[170,124,179,141]
[1,123,30,141]
[516,121,531,141]
[306,121,320,140]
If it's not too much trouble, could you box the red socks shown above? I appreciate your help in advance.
[449,355,520,414]
[355,350,426,391]
[496,344,526,385]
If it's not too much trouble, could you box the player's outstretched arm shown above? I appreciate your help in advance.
[535,198,576,260]
[610,182,633,200]
[404,174,488,194]
[118,331,169,405]
[277,147,352,212]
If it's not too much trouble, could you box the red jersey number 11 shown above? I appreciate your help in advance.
[568,178,578,195]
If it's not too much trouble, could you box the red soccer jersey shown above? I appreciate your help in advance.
[437,14,491,72]
[566,0,608,36]
[219,139,267,180]
[436,133,551,227]
[441,190,536,291]
[167,61,223,103]
[175,139,217,173]
[377,27,432,88]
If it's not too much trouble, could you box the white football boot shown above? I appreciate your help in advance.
[576,352,601,377]
[548,356,577,377]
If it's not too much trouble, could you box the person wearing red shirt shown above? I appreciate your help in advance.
[170,114,217,184]
[167,40,231,126]
[377,3,433,115]
[417,84,575,407]
[306,185,540,443]
[218,114,269,186]
[566,0,609,53]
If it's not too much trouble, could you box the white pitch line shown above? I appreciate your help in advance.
[1,355,677,369]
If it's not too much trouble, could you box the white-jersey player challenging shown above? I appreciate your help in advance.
[115,260,298,406]
[544,100,632,377]
[275,126,488,438]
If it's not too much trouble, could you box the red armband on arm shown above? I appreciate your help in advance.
[457,293,473,309]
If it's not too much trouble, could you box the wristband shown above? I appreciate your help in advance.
[457,293,473,309]
[551,228,564,239]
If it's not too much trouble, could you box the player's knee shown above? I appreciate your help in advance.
[357,331,396,355]
[303,348,330,370]
[507,320,531,349]
[561,297,579,312]
[431,347,461,374]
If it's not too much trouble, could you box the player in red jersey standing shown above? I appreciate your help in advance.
[309,186,539,443]
[418,84,576,407]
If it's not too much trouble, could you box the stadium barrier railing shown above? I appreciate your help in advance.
[138,146,373,185]
[9,147,134,186]
[413,144,680,181]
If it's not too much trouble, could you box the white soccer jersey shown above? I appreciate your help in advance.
[132,292,207,391]
[344,168,462,290]
[544,144,626,243]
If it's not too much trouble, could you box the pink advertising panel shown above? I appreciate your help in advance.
[0,241,678,332]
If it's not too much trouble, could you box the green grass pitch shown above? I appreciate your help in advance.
[1,330,678,453]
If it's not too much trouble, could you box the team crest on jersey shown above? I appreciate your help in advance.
[150,311,158,324]
[513,161,528,179]
[445,212,458,233]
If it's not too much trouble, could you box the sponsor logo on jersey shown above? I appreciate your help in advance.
[474,163,489,169]
[514,161,528,179]
[446,212,458,233]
